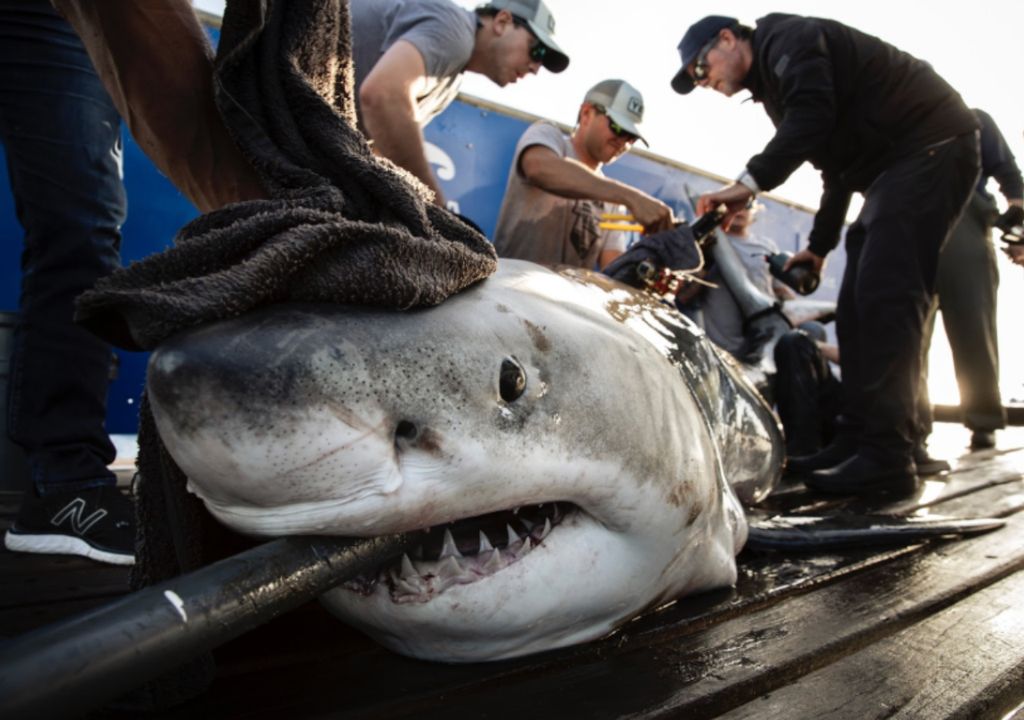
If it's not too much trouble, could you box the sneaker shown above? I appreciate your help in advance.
[4,485,135,566]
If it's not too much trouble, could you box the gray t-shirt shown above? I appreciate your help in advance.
[350,0,476,131]
[702,233,779,356]
[493,122,628,269]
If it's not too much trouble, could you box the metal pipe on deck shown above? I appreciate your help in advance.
[0,533,417,719]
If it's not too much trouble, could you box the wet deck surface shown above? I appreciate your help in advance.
[2,423,1024,719]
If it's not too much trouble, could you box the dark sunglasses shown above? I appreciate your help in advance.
[511,17,549,63]
[691,35,720,82]
[592,104,639,143]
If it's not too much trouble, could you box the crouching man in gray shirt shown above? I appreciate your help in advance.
[493,79,674,269]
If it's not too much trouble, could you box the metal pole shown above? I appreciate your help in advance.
[0,533,416,719]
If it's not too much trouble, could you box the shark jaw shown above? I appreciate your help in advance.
[344,501,575,603]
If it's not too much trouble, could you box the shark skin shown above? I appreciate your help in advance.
[146,260,783,662]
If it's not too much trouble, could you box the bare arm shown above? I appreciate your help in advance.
[53,0,266,212]
[696,182,752,229]
[358,40,445,206]
[598,248,623,269]
[519,146,674,233]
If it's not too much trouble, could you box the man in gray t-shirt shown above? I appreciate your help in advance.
[493,79,673,269]
[352,0,568,207]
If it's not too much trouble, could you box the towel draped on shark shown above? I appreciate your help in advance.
[147,260,783,661]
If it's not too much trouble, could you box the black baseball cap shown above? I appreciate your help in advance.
[670,15,739,94]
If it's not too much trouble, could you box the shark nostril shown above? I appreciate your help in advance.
[395,420,418,441]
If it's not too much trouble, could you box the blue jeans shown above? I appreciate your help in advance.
[0,1,125,494]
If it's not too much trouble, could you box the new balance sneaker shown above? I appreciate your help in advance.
[4,484,135,565]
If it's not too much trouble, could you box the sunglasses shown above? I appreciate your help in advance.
[691,35,720,82]
[512,17,549,63]
[592,104,639,143]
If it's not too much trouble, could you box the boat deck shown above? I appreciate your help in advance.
[3,422,1024,719]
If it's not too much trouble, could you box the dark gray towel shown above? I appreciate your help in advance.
[78,2,497,703]
[76,0,496,351]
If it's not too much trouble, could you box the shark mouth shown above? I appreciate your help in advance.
[343,502,578,603]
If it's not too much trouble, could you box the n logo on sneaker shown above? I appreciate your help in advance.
[51,498,107,535]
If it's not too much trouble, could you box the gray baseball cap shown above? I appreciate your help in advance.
[479,0,570,73]
[583,79,648,146]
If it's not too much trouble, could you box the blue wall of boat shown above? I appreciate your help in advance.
[0,99,835,434]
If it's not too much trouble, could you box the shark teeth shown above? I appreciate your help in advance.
[400,553,417,578]
[343,501,577,603]
[440,529,462,559]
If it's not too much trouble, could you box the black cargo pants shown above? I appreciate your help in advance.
[836,132,980,464]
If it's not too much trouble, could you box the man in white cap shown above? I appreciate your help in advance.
[353,0,570,207]
[494,79,673,268]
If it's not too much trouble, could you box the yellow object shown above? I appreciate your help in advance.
[598,222,644,232]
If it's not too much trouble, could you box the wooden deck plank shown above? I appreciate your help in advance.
[336,513,1024,720]
[718,569,1024,720]
[142,503,1024,719]
[1,433,1021,718]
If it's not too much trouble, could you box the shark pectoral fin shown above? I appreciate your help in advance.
[744,513,1006,552]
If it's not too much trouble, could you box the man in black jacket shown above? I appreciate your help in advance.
[672,14,980,497]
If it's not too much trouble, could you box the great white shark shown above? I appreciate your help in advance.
[145,260,785,661]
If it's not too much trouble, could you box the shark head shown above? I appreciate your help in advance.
[146,260,781,661]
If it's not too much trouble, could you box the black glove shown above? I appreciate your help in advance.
[994,205,1024,232]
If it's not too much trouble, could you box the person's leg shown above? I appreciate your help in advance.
[808,134,979,496]
[916,295,938,444]
[774,330,833,456]
[785,224,863,475]
[911,295,950,474]
[934,193,1005,448]
[836,221,865,432]
[1,1,133,564]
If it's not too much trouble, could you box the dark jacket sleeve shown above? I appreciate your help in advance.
[745,21,839,192]
[977,109,1024,201]
[807,181,852,257]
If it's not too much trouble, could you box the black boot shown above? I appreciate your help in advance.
[805,453,919,497]
[785,433,857,477]
[970,430,996,450]
[913,444,950,475]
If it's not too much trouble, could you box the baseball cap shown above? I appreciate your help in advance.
[480,0,570,73]
[584,79,648,146]
[670,15,739,94]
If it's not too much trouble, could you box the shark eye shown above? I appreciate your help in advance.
[499,357,526,402]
